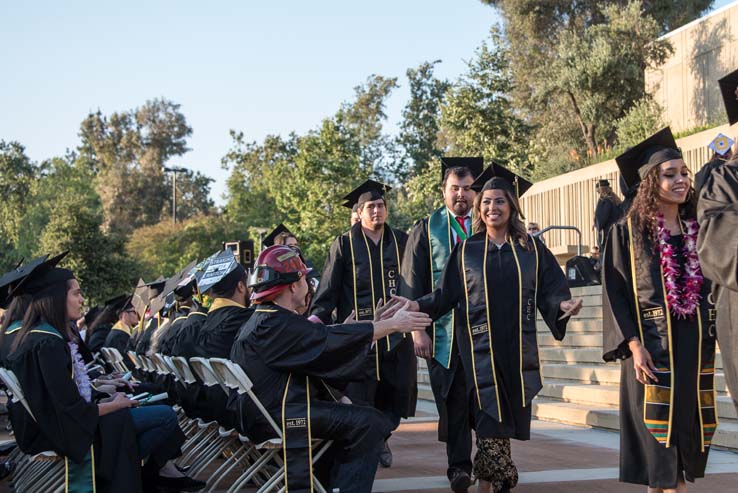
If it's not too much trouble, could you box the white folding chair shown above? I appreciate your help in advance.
[126,350,144,372]
[0,369,64,492]
[210,359,332,493]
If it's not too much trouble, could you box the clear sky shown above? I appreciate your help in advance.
[2,0,735,205]
[1,1,497,205]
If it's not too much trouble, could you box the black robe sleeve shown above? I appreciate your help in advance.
[256,315,373,381]
[309,236,344,324]
[602,223,640,361]
[595,198,613,230]
[103,330,130,355]
[415,244,463,321]
[13,336,99,463]
[697,161,738,291]
[399,220,431,300]
[535,239,571,340]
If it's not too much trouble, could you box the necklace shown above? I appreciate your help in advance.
[656,215,703,318]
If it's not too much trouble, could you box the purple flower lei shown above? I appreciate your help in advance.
[656,214,704,318]
[68,341,92,403]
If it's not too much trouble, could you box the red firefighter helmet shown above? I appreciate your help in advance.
[248,245,311,301]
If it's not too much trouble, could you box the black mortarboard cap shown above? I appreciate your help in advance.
[596,179,610,188]
[0,255,48,308]
[263,224,292,248]
[83,305,101,326]
[471,163,533,198]
[615,127,681,188]
[10,252,71,298]
[718,68,738,125]
[104,294,133,315]
[158,261,197,300]
[441,157,484,183]
[341,180,391,209]
[197,249,240,294]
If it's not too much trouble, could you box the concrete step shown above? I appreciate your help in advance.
[537,319,602,334]
[537,333,602,348]
[418,383,434,402]
[539,380,737,420]
[539,347,724,370]
[541,362,621,385]
[531,398,738,451]
[570,286,603,297]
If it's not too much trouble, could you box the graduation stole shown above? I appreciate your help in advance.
[460,235,541,421]
[281,372,314,493]
[427,207,467,368]
[347,223,402,380]
[31,323,97,493]
[626,217,717,450]
[4,319,22,335]
[111,319,132,336]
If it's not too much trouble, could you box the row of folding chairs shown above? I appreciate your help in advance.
[0,367,64,492]
[98,348,333,493]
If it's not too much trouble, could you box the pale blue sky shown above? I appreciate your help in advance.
[2,1,734,205]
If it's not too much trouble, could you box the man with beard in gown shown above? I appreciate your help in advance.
[399,156,483,492]
[231,245,432,493]
[309,179,415,467]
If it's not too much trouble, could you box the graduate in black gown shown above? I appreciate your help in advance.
[309,179,415,467]
[232,245,432,493]
[594,179,622,250]
[603,128,717,492]
[86,301,118,354]
[128,277,166,354]
[398,164,581,493]
[101,294,139,355]
[399,157,483,492]
[6,257,201,493]
[157,279,196,356]
[697,69,738,413]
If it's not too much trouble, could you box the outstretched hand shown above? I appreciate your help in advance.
[389,302,432,333]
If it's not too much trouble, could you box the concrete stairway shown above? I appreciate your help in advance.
[416,285,738,451]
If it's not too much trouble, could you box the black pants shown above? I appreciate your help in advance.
[429,350,473,477]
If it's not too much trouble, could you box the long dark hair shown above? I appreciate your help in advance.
[87,304,119,337]
[627,165,697,251]
[472,184,530,250]
[12,280,73,353]
[0,295,32,334]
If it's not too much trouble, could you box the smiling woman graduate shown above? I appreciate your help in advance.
[398,163,581,493]
[603,127,717,493]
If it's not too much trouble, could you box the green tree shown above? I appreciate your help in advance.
[162,169,215,222]
[397,60,450,179]
[480,0,712,169]
[0,141,39,269]
[439,28,532,176]
[78,98,194,233]
[615,97,667,148]
[126,214,238,279]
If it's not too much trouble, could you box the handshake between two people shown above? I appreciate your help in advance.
[343,295,431,343]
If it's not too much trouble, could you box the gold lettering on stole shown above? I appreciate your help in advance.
[471,323,488,336]
[642,307,665,321]
[285,417,307,429]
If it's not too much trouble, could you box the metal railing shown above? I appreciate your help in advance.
[534,225,583,257]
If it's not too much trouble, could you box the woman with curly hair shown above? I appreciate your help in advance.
[397,164,581,492]
[603,128,717,493]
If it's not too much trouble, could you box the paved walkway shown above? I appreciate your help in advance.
[372,416,738,492]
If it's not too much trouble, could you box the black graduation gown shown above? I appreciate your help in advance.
[416,233,571,440]
[400,214,470,446]
[158,314,188,356]
[134,316,160,355]
[86,323,112,353]
[697,158,738,412]
[603,220,716,488]
[102,323,131,355]
[192,300,254,429]
[595,196,620,249]
[170,309,208,360]
[230,303,392,491]
[7,324,142,493]
[0,320,22,367]
[309,223,417,419]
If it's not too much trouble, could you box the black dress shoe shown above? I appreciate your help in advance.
[156,475,206,492]
[379,441,393,468]
[449,470,472,493]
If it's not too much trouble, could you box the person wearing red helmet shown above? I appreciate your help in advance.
[231,245,431,493]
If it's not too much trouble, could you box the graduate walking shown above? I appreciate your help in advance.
[603,128,717,493]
